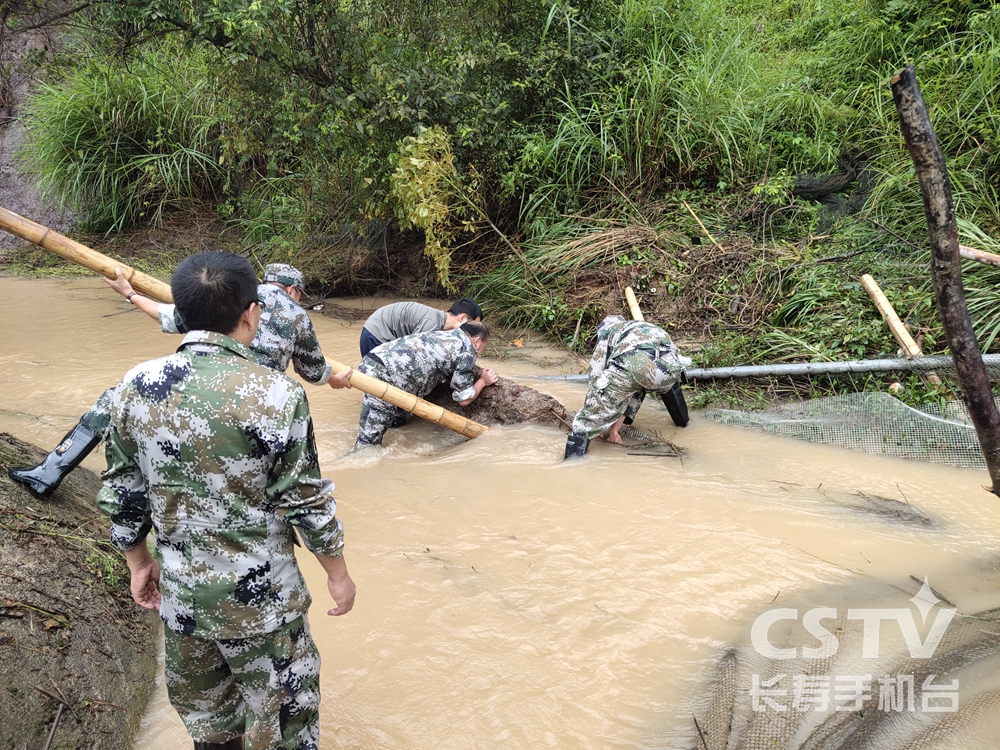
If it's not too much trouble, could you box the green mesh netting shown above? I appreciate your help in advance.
[706,393,999,468]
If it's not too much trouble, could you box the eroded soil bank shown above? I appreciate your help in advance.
[0,433,157,750]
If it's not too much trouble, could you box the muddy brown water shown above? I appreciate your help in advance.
[2,277,1000,748]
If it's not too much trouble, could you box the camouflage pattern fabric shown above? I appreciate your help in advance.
[571,316,688,439]
[263,263,305,289]
[355,329,478,446]
[157,283,332,384]
[80,387,115,437]
[97,330,345,641]
[164,616,320,749]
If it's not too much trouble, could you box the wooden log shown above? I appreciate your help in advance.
[328,360,488,439]
[624,286,645,322]
[959,244,1000,269]
[892,65,1000,493]
[0,206,487,439]
[0,206,173,302]
[860,273,942,385]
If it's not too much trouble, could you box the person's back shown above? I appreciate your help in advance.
[369,328,479,399]
[104,329,332,637]
[359,298,483,356]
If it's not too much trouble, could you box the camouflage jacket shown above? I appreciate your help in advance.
[368,329,478,402]
[588,316,689,393]
[158,283,332,384]
[96,331,344,640]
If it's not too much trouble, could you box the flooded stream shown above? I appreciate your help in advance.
[3,276,1000,748]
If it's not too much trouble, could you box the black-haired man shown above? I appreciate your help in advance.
[359,299,483,357]
[97,251,355,750]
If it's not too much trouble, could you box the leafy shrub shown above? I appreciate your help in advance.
[18,45,223,232]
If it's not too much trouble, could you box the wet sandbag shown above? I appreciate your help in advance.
[424,370,573,428]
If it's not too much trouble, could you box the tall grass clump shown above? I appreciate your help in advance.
[18,45,223,233]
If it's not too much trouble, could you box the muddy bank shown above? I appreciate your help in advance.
[425,371,574,429]
[0,433,158,750]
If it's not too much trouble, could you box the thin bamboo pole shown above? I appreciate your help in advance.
[860,273,942,385]
[892,65,1000,493]
[327,360,488,439]
[624,286,645,321]
[959,244,1000,269]
[0,206,173,302]
[0,206,487,439]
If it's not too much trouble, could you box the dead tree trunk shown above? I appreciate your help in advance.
[891,65,1000,493]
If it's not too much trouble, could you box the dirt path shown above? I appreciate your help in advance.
[0,433,157,750]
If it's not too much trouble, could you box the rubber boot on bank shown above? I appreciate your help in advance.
[564,434,591,459]
[660,382,690,428]
[7,420,102,498]
[193,738,244,750]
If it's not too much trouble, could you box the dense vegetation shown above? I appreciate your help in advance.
[4,0,1000,404]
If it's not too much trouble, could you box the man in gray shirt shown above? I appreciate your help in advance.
[360,299,483,357]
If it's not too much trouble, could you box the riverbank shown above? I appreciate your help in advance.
[0,433,158,750]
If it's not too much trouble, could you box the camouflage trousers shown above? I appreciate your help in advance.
[80,387,116,437]
[163,616,321,750]
[355,359,412,446]
[571,348,682,440]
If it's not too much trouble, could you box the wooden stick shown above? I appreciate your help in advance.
[0,206,172,302]
[860,274,942,385]
[892,65,1000,493]
[0,206,487,439]
[959,244,1000,269]
[328,360,488,439]
[681,200,724,252]
[624,286,645,322]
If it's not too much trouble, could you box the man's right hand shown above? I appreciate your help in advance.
[480,367,499,386]
[327,572,357,616]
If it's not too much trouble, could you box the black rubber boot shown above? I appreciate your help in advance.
[661,382,690,428]
[7,420,102,498]
[564,433,591,459]
[193,737,244,750]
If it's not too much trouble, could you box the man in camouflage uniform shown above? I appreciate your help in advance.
[350,321,497,446]
[564,315,691,458]
[97,252,355,750]
[9,263,348,498]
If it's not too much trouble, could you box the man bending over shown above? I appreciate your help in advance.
[360,299,483,357]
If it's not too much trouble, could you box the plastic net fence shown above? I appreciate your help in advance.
[705,392,1000,468]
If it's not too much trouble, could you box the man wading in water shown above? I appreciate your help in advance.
[8,262,351,497]
[97,252,355,750]
[564,315,691,458]
[359,298,483,357]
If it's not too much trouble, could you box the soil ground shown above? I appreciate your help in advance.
[0,433,158,750]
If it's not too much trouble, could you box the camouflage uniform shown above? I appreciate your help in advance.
[571,316,689,439]
[356,329,478,445]
[97,331,344,748]
[158,283,331,385]
[81,270,330,442]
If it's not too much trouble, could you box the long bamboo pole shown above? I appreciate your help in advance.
[624,286,645,321]
[860,273,942,385]
[0,205,488,439]
[328,361,488,439]
[892,65,1000,493]
[0,205,173,301]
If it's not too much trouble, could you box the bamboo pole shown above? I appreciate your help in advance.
[0,206,173,302]
[959,244,1000,269]
[860,273,942,385]
[892,65,1000,493]
[327,360,488,439]
[624,286,645,321]
[0,206,488,439]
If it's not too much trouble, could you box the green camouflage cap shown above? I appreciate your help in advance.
[264,263,304,289]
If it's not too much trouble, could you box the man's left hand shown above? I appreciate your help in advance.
[480,367,499,386]
[130,558,161,610]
